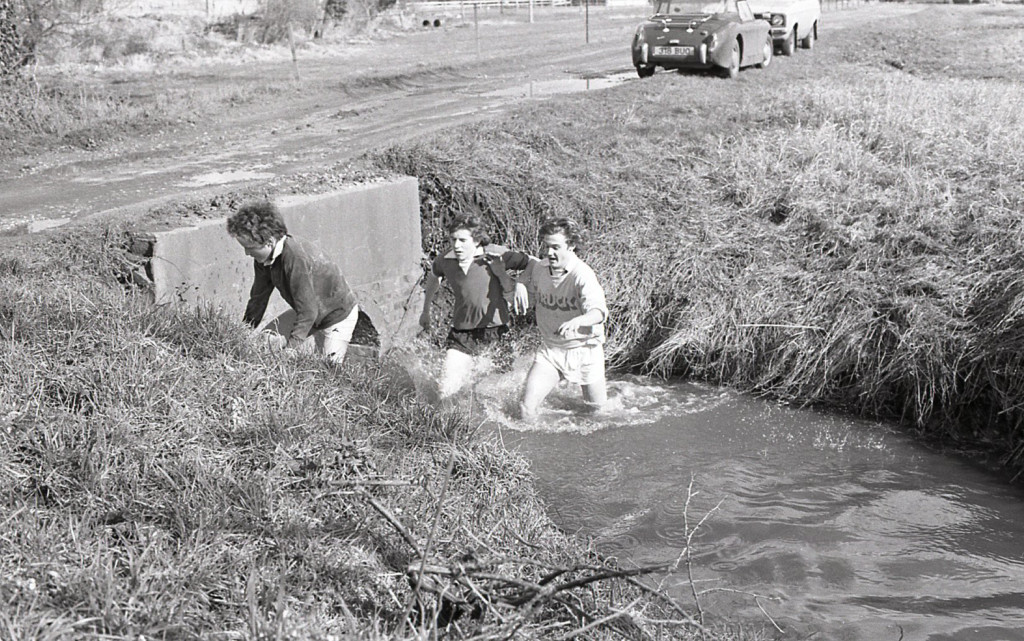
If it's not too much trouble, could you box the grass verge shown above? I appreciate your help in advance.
[0,74,202,154]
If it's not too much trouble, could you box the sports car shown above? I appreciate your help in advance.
[631,0,773,79]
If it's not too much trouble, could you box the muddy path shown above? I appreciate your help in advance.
[0,3,921,234]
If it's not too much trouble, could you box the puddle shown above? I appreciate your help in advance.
[2,217,74,236]
[481,72,634,99]
[26,217,73,233]
[180,169,276,187]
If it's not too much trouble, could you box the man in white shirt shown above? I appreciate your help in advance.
[514,217,608,418]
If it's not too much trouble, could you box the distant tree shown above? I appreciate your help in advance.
[0,0,20,75]
[10,0,105,66]
[323,0,344,21]
[254,0,393,42]
[252,0,318,42]
[323,0,396,28]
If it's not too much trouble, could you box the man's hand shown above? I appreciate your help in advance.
[556,309,603,338]
[419,309,431,332]
[556,317,585,338]
[513,283,530,315]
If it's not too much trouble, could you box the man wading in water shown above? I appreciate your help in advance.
[420,215,530,399]
[515,217,608,418]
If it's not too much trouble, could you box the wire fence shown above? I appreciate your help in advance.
[406,0,867,14]
[406,0,571,11]
[820,0,865,11]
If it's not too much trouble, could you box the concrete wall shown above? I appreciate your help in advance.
[120,0,258,18]
[137,177,424,355]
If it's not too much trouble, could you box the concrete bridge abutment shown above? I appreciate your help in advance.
[132,177,424,357]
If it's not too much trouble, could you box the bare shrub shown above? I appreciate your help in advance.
[0,0,20,75]
[10,0,108,66]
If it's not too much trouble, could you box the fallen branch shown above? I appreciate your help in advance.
[361,479,701,639]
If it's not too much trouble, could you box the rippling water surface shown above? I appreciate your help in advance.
[456,364,1024,640]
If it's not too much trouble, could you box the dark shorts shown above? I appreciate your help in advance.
[446,325,509,356]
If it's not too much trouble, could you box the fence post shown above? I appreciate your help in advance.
[585,0,589,43]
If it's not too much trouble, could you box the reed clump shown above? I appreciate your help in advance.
[373,7,1024,472]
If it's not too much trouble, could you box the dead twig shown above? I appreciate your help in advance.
[357,488,419,550]
[312,479,412,501]
[755,596,784,634]
[624,577,702,631]
[680,475,724,627]
[404,443,459,634]
[554,598,642,641]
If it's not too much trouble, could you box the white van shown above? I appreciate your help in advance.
[748,0,819,55]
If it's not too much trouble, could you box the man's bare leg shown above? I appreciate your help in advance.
[519,360,560,418]
[439,348,474,399]
[581,380,607,412]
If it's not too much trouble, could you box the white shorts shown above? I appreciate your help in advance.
[320,305,359,362]
[534,343,605,386]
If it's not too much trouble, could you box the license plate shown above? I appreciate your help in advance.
[654,45,693,56]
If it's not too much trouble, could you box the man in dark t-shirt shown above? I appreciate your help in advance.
[420,215,529,398]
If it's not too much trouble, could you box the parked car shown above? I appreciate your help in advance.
[748,0,820,55]
[631,0,773,80]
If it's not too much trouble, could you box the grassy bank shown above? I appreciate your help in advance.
[0,219,765,637]
[374,4,1024,472]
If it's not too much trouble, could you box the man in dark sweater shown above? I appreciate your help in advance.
[227,201,360,365]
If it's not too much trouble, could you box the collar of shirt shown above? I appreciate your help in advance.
[548,254,578,278]
[449,247,485,273]
[263,237,286,267]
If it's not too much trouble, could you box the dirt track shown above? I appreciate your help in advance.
[0,2,920,234]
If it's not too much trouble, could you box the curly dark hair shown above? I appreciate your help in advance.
[226,201,288,246]
[446,214,491,247]
[538,217,585,251]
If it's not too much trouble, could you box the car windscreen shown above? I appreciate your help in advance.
[653,0,731,15]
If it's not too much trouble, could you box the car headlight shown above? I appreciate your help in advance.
[706,32,718,49]
[634,25,646,42]
[770,14,785,26]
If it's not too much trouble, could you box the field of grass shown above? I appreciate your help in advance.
[374,4,1024,469]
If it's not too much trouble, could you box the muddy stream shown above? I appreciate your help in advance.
[435,360,1024,641]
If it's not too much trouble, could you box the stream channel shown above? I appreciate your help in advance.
[455,364,1024,641]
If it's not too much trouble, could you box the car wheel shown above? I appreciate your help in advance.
[801,21,817,49]
[781,28,796,56]
[636,65,655,78]
[723,40,741,79]
[757,35,773,68]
